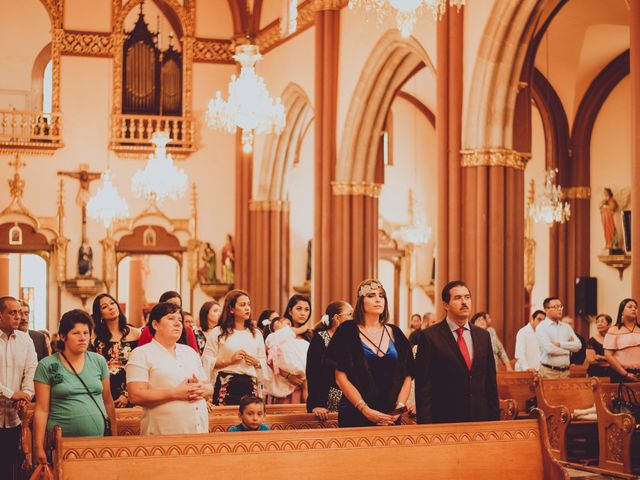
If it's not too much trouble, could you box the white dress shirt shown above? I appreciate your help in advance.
[446,318,474,361]
[514,323,541,371]
[201,327,269,383]
[126,340,209,435]
[0,329,37,428]
[535,318,581,368]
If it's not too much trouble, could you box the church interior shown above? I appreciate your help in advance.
[1,0,639,479]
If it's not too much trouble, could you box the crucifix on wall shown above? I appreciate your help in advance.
[58,164,101,277]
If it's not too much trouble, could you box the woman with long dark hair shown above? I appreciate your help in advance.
[91,293,140,407]
[283,295,312,341]
[604,298,640,382]
[306,301,353,420]
[201,290,268,405]
[326,279,414,427]
[193,300,221,355]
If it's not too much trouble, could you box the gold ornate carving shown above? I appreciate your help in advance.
[257,0,319,53]
[524,237,536,293]
[248,200,290,212]
[193,38,235,63]
[605,424,625,463]
[460,149,531,170]
[313,0,348,11]
[61,31,113,57]
[597,253,631,280]
[561,186,591,200]
[331,181,382,198]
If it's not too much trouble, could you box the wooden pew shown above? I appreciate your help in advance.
[51,414,569,480]
[592,378,640,475]
[534,374,599,462]
[497,371,536,418]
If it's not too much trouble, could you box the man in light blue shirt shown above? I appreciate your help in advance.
[535,297,581,378]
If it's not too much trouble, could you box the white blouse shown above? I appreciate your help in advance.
[201,327,269,383]
[126,340,209,435]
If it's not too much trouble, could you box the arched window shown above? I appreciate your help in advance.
[43,60,52,115]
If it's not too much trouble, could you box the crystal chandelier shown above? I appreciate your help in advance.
[392,190,432,246]
[87,169,129,228]
[131,131,188,201]
[206,44,285,154]
[528,169,571,225]
[348,0,465,38]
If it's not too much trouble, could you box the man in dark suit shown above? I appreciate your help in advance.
[415,280,499,424]
[18,300,48,361]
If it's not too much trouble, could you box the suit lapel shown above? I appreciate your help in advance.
[469,325,481,372]
[438,321,469,371]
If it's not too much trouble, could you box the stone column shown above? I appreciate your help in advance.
[330,182,381,306]
[631,0,640,299]
[435,6,464,318]
[0,254,10,296]
[313,1,341,316]
[247,200,290,316]
[235,130,253,291]
[128,256,144,327]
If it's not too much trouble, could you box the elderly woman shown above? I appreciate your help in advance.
[33,310,117,464]
[126,302,212,435]
[326,279,414,427]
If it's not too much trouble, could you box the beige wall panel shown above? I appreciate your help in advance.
[64,0,111,32]
[196,0,234,38]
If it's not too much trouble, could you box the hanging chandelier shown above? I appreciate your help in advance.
[206,44,285,154]
[528,169,571,225]
[392,190,432,246]
[87,169,129,228]
[348,0,465,38]
[131,131,188,201]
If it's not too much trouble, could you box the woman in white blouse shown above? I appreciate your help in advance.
[126,302,212,435]
[202,289,268,405]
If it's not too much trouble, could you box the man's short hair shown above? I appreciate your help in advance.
[0,296,17,312]
[543,297,560,309]
[441,281,470,303]
[238,395,265,413]
[532,309,545,319]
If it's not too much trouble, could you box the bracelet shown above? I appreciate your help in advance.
[395,402,405,409]
[354,399,367,412]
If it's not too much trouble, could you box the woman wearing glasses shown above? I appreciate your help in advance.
[305,301,353,420]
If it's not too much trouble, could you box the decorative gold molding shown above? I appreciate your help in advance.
[249,200,291,212]
[561,187,591,200]
[460,149,531,170]
[331,181,382,198]
[257,0,319,54]
[193,38,235,63]
[597,253,631,280]
[313,0,348,11]
[61,31,113,57]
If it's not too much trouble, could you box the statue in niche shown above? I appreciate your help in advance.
[198,242,218,284]
[78,242,93,277]
[600,188,625,253]
[221,234,235,284]
[306,239,312,282]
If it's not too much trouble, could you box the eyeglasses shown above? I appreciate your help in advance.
[548,305,564,310]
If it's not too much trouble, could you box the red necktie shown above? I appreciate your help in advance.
[456,327,472,371]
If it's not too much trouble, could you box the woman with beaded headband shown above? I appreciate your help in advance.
[325,279,414,427]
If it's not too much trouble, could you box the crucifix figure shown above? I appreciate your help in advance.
[58,164,101,277]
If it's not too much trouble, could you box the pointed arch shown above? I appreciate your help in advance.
[258,82,314,201]
[337,29,435,183]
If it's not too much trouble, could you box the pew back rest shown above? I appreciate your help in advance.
[594,381,640,413]
[54,418,568,480]
[497,371,535,415]
[535,376,595,412]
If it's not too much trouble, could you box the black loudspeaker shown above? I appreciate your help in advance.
[575,277,597,317]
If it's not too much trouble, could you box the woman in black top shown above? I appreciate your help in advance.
[586,313,613,377]
[325,279,413,427]
[306,301,353,420]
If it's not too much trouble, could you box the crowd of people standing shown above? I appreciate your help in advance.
[2,278,640,478]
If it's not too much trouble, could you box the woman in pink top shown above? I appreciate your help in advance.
[604,298,640,383]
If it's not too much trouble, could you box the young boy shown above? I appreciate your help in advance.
[228,395,271,432]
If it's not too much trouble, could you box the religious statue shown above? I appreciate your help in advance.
[198,242,218,284]
[77,242,93,277]
[221,234,235,284]
[600,188,621,252]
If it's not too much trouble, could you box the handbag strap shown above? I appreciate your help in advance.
[58,351,107,422]
[617,382,640,406]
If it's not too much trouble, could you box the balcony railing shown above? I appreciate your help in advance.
[0,110,63,152]
[110,114,196,158]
